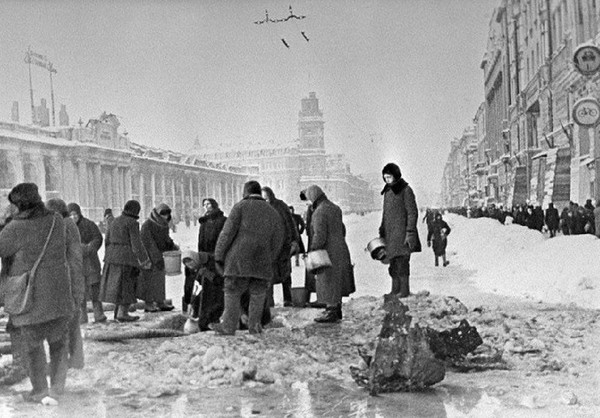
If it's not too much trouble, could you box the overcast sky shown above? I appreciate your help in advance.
[0,0,499,198]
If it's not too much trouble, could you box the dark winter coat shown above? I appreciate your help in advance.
[140,207,177,269]
[104,212,149,267]
[427,218,451,257]
[306,186,355,298]
[64,217,85,306]
[215,195,284,281]
[197,209,227,253]
[0,204,74,327]
[545,205,560,231]
[379,178,422,258]
[74,216,103,280]
[266,195,299,284]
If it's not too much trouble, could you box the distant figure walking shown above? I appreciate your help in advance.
[544,203,559,238]
[379,163,421,298]
[427,212,451,267]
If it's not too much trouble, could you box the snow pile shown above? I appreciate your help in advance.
[445,213,600,310]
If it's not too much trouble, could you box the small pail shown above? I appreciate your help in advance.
[290,287,307,307]
[163,251,182,276]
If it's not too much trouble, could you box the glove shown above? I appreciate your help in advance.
[140,259,153,270]
[289,241,300,256]
[427,240,431,248]
[404,232,419,252]
[155,259,165,271]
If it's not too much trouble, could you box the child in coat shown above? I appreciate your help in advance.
[427,212,451,267]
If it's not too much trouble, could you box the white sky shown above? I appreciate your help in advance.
[0,0,498,196]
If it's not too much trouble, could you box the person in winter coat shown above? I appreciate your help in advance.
[183,198,226,326]
[212,181,284,335]
[0,183,74,402]
[289,206,306,267]
[138,203,178,312]
[544,203,560,237]
[305,185,355,323]
[100,200,151,322]
[46,199,85,371]
[379,163,422,298]
[427,212,451,267]
[67,202,106,323]
[560,207,570,235]
[299,190,323,307]
[261,187,300,307]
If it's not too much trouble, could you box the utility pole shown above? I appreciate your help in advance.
[25,47,35,124]
[49,63,57,126]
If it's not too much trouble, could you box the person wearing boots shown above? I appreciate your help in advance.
[67,202,106,323]
[379,163,421,298]
[0,183,74,402]
[261,186,300,308]
[100,200,151,322]
[305,185,355,323]
[138,203,178,312]
[211,180,284,335]
[427,212,451,267]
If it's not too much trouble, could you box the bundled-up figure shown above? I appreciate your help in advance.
[101,200,151,322]
[427,212,451,267]
[305,184,355,323]
[67,203,106,323]
[46,199,85,370]
[379,163,421,298]
[212,181,284,335]
[138,203,178,312]
[183,198,226,314]
[544,203,560,238]
[261,186,300,307]
[0,183,74,402]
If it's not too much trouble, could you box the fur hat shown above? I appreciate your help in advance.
[8,183,42,212]
[243,180,262,197]
[46,198,69,218]
[104,208,113,217]
[67,202,82,215]
[382,163,402,181]
[123,200,141,217]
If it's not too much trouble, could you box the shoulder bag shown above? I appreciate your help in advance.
[1,214,57,315]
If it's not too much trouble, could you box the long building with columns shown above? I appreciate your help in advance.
[0,112,249,222]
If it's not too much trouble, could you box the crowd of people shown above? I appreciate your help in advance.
[0,162,422,404]
[445,199,600,238]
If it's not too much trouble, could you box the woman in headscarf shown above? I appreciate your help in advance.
[46,198,85,370]
[100,200,151,321]
[305,185,355,323]
[138,203,178,312]
[0,183,74,402]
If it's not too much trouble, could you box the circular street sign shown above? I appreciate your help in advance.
[573,44,600,76]
[573,97,600,127]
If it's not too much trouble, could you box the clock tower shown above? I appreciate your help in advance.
[298,92,325,150]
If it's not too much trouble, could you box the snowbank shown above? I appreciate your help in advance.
[445,213,600,310]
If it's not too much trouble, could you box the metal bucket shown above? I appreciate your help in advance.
[303,250,332,274]
[290,287,307,307]
[163,251,182,276]
[366,237,386,260]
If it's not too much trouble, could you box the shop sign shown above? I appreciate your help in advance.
[573,97,600,127]
[573,44,600,76]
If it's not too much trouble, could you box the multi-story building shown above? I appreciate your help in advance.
[442,0,600,210]
[196,92,377,213]
[0,111,248,222]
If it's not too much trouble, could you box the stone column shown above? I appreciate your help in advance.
[151,171,156,207]
[161,172,166,204]
[94,163,102,216]
[171,177,176,210]
[139,171,145,216]
[125,167,132,202]
[77,160,88,208]
[112,166,119,210]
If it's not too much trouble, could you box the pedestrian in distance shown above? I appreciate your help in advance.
[0,183,74,403]
[100,200,151,322]
[289,205,306,267]
[103,208,114,234]
[211,180,284,335]
[544,202,560,238]
[379,163,422,298]
[138,203,178,312]
[427,212,451,267]
[68,202,106,323]
[304,184,355,323]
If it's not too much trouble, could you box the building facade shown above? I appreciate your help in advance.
[441,0,600,211]
[196,92,377,213]
[0,112,248,222]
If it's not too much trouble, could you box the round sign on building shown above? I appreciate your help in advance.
[573,44,600,76]
[572,97,600,127]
